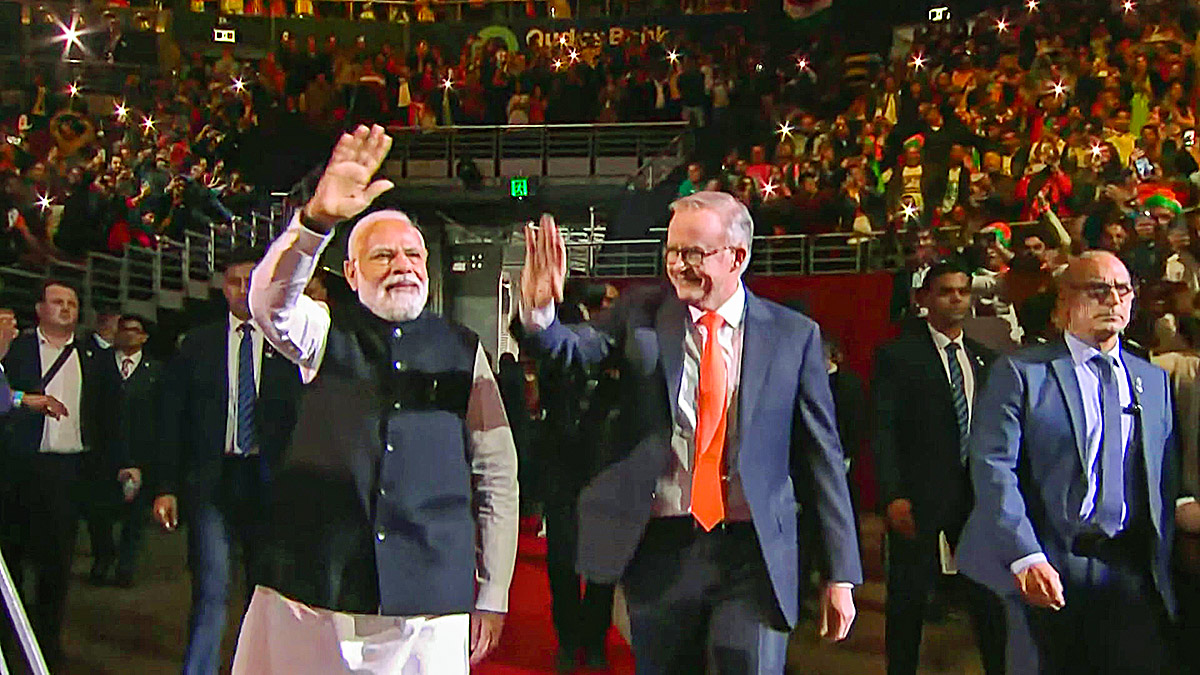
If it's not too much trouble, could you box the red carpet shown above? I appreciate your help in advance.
[476,518,635,674]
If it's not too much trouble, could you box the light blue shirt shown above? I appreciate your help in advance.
[1010,332,1134,575]
[1064,331,1133,523]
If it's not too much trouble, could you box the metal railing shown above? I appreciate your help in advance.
[569,224,986,278]
[0,198,292,320]
[385,122,688,179]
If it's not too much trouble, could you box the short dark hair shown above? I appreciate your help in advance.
[920,260,971,291]
[39,279,78,302]
[222,246,264,272]
[117,314,149,331]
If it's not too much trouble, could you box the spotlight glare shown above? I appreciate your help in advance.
[778,121,794,137]
[901,202,918,221]
[762,180,777,198]
[35,192,53,213]
[1123,0,1135,12]
[996,17,1009,33]
[910,53,926,70]
[141,115,155,133]
[1026,0,1038,11]
[552,59,563,70]
[667,49,679,64]
[568,49,579,63]
[114,101,128,120]
[441,76,454,90]
[231,77,245,92]
[67,81,79,97]
[796,57,808,71]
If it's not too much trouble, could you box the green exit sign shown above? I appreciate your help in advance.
[510,177,529,198]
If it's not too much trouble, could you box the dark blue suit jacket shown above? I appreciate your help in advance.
[521,284,862,627]
[1,330,118,462]
[155,320,302,504]
[957,338,1178,615]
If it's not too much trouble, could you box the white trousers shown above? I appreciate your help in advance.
[232,586,469,675]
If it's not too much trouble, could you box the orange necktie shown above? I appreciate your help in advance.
[691,311,728,531]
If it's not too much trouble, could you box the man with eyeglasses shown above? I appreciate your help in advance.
[519,190,861,672]
[957,251,1192,672]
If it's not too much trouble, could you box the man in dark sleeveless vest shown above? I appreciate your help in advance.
[235,124,519,674]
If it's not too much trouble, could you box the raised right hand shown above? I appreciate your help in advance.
[1015,561,1065,610]
[302,124,395,231]
[885,498,917,539]
[520,213,566,311]
[153,494,179,532]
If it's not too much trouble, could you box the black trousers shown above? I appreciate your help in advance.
[88,481,148,579]
[884,531,1006,675]
[623,518,791,675]
[1025,552,1169,674]
[544,493,613,655]
[0,453,103,664]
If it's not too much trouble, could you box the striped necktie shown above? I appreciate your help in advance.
[235,323,257,454]
[944,342,970,463]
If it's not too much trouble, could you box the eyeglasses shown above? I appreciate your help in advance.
[1072,282,1136,302]
[663,245,734,266]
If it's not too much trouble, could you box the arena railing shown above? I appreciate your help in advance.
[385,122,688,180]
[0,204,1028,321]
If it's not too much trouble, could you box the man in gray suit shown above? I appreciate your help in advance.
[958,251,1191,672]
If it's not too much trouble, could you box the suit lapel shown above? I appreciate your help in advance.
[917,326,955,407]
[1048,340,1088,468]
[1124,357,1162,533]
[655,294,686,420]
[738,293,773,434]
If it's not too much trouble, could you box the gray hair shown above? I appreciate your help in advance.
[669,191,754,274]
[346,209,424,261]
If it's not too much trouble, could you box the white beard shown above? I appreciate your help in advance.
[359,278,429,322]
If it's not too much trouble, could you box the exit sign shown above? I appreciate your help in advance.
[510,177,529,198]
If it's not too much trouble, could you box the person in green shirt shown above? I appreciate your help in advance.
[677,162,704,197]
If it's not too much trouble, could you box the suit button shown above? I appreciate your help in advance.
[379,487,387,497]
[385,443,394,453]
[393,401,401,410]
[393,327,402,339]
[376,529,386,542]
[393,361,406,371]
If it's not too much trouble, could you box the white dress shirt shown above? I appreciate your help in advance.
[38,328,84,454]
[657,284,753,520]
[117,350,143,379]
[1010,332,1133,575]
[249,215,519,614]
[927,323,975,425]
[226,314,264,456]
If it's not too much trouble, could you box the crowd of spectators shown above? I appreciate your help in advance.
[0,64,266,266]
[657,0,1200,354]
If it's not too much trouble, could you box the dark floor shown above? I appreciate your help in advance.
[10,514,985,674]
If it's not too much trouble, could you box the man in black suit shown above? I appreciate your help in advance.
[872,261,1006,675]
[103,314,161,587]
[0,281,121,666]
[152,249,302,675]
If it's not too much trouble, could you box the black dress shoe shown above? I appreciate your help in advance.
[88,562,113,586]
[583,646,608,669]
[555,646,579,673]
